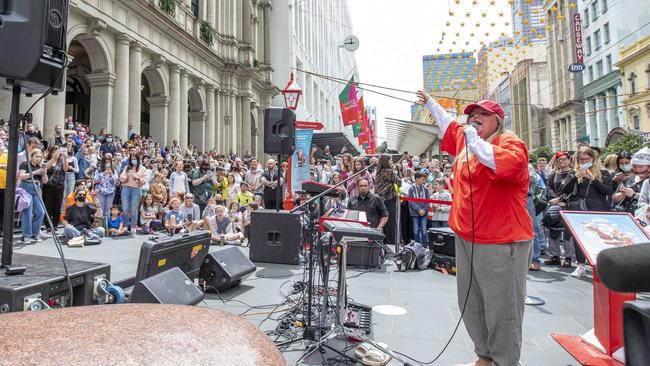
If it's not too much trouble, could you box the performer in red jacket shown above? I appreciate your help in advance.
[418,90,533,366]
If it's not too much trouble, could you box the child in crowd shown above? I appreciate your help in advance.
[205,205,244,245]
[168,161,189,199]
[237,181,254,206]
[202,196,217,219]
[430,178,452,228]
[107,205,128,237]
[164,197,186,235]
[150,172,168,219]
[408,172,430,245]
[140,194,162,234]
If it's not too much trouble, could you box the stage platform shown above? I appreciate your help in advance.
[7,233,593,365]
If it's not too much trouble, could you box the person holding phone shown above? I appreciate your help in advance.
[179,193,203,232]
[18,149,49,243]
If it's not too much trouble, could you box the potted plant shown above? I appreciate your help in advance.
[200,21,215,46]
[159,0,176,17]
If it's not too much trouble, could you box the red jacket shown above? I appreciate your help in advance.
[440,121,533,244]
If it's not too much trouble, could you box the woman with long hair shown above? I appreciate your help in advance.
[339,153,353,181]
[562,146,614,277]
[373,154,401,245]
[18,149,49,243]
[42,146,68,228]
[346,157,374,198]
[225,172,240,206]
[94,155,118,217]
[119,152,147,231]
[418,90,532,366]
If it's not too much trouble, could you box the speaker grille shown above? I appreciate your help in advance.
[44,0,68,49]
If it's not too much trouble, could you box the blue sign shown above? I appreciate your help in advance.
[568,63,585,73]
[291,128,313,191]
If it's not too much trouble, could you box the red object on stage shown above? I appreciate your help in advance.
[295,121,324,130]
[319,208,368,232]
[552,270,634,365]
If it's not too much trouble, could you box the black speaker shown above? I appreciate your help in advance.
[249,210,303,265]
[130,267,205,305]
[200,247,256,292]
[428,227,456,257]
[624,301,650,366]
[264,107,295,154]
[0,0,69,93]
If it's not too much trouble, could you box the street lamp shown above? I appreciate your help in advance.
[282,72,302,111]
[280,72,302,210]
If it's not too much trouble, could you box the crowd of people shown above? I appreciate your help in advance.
[2,118,649,279]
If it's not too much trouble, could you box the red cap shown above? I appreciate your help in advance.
[464,100,505,119]
[554,151,569,160]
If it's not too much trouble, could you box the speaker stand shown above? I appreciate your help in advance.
[276,153,282,212]
[1,84,25,275]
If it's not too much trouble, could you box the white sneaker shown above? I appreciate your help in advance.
[39,232,51,239]
[571,264,587,278]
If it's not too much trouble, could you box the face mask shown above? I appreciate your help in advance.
[579,162,593,170]
[79,132,85,137]
[620,164,633,173]
[106,138,113,143]
[413,162,420,168]
[104,163,111,170]
[68,124,74,129]
[131,159,138,166]
[402,162,408,167]
[76,195,86,202]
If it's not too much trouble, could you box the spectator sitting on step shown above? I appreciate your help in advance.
[62,187,105,241]
[164,197,186,236]
[107,205,128,237]
[205,205,244,245]
[179,193,203,232]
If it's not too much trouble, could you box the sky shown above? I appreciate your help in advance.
[348,0,515,143]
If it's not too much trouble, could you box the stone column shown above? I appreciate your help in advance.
[86,72,116,133]
[263,4,271,64]
[112,34,131,138]
[44,92,66,135]
[216,91,225,152]
[168,65,181,145]
[21,94,45,131]
[596,96,605,145]
[189,111,208,151]
[607,88,618,130]
[147,96,169,145]
[179,70,189,149]
[224,115,232,153]
[205,85,216,150]
[128,41,142,134]
[243,0,252,43]
[242,96,252,155]
[234,94,241,154]
[207,0,216,26]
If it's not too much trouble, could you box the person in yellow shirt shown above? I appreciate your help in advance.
[236,182,254,206]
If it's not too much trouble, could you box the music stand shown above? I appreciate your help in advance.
[294,221,410,365]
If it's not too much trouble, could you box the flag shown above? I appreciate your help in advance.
[352,122,363,137]
[339,77,360,126]
[357,97,370,145]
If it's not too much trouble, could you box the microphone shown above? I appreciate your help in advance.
[596,243,650,293]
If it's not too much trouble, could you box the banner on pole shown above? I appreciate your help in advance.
[291,128,313,190]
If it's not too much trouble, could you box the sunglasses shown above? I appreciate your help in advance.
[185,196,194,199]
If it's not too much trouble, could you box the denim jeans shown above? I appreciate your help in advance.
[98,193,114,218]
[20,182,45,238]
[61,172,76,212]
[411,215,429,244]
[120,186,142,229]
[533,213,546,255]
[64,225,105,239]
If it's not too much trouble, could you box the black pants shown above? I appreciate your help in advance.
[383,197,398,245]
[400,201,412,244]
[42,184,65,228]
[0,188,5,233]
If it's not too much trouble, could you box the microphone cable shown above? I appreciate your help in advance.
[392,127,477,365]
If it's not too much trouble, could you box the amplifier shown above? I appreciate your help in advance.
[0,254,110,312]
[428,227,456,257]
[346,240,382,268]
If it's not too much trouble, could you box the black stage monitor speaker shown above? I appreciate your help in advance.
[0,0,69,93]
[130,267,205,305]
[200,247,256,292]
[623,301,650,366]
[249,210,303,265]
[264,107,295,154]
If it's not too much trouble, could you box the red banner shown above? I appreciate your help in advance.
[573,13,584,64]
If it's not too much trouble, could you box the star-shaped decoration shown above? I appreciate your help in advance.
[481,12,487,17]
[498,12,505,17]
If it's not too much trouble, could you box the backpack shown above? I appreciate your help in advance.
[396,241,432,271]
